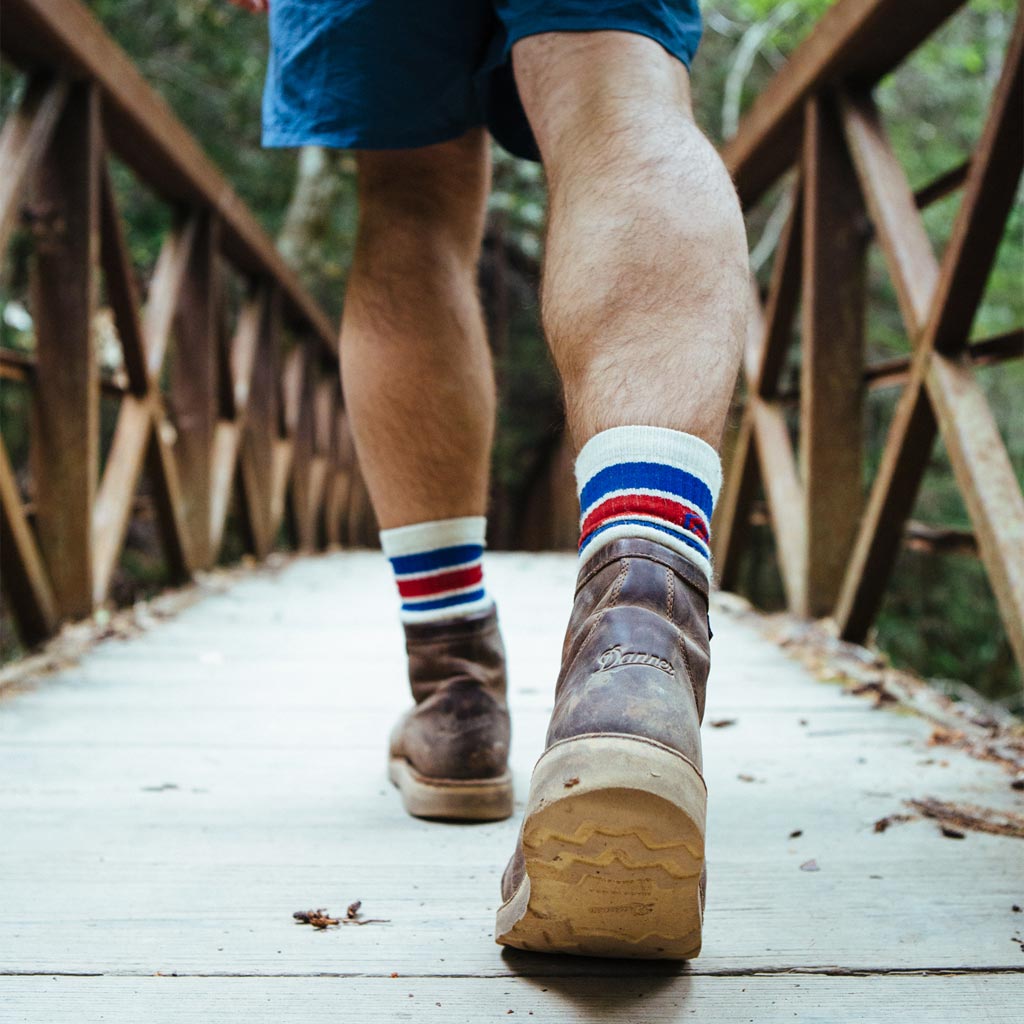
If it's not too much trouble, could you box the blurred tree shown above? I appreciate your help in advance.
[0,0,1019,698]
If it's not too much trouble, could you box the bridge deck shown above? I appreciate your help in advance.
[1,552,1021,1022]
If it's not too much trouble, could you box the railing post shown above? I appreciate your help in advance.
[799,96,868,617]
[170,211,218,568]
[29,82,100,619]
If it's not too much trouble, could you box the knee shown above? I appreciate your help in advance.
[355,128,490,267]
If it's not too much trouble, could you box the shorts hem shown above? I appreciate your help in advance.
[262,121,486,152]
[503,17,700,69]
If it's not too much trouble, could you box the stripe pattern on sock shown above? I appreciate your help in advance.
[576,426,722,583]
[380,517,492,623]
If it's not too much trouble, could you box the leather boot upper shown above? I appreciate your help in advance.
[389,606,511,781]
[501,537,710,901]
[547,536,710,772]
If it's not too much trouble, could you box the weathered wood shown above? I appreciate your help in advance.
[91,396,155,602]
[28,82,100,620]
[0,441,58,642]
[799,97,867,616]
[755,179,802,399]
[146,410,194,583]
[170,213,218,568]
[98,161,149,395]
[840,92,938,336]
[207,421,239,559]
[751,398,806,611]
[238,289,282,557]
[144,218,196,378]
[281,345,316,550]
[834,350,936,642]
[711,407,758,589]
[0,553,1020,1018]
[926,353,1024,669]
[722,0,966,206]
[1,975,1021,1023]
[0,73,67,254]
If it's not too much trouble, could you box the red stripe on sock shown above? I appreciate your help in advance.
[397,564,483,599]
[581,493,709,543]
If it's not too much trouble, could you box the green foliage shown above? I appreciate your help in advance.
[1,1,1020,697]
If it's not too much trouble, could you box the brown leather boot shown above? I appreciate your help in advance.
[495,537,710,959]
[388,606,513,821]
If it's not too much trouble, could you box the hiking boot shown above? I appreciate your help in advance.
[495,537,710,959]
[389,606,513,821]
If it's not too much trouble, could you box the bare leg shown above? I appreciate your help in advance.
[512,31,748,449]
[340,128,495,529]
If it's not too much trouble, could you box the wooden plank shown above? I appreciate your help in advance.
[1,0,338,356]
[926,354,1024,669]
[0,553,1021,990]
[927,10,1024,355]
[146,411,193,582]
[751,399,806,611]
[0,73,68,253]
[269,438,294,545]
[799,98,867,616]
[722,0,966,206]
[742,277,805,611]
[91,396,154,603]
[28,82,100,620]
[0,441,58,642]
[834,350,936,642]
[98,160,149,395]
[1,975,1021,1023]
[711,406,758,590]
[169,212,218,568]
[282,346,315,549]
[144,219,196,378]
[755,179,802,398]
[229,289,265,415]
[208,421,240,560]
[840,92,939,336]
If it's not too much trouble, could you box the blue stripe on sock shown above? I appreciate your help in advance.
[579,463,714,521]
[580,518,710,561]
[389,543,483,576]
[401,588,487,613]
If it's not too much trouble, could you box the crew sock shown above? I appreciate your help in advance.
[575,425,722,584]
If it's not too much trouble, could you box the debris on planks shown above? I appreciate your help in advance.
[906,798,1024,840]
[293,908,339,929]
[874,813,915,833]
[751,614,1024,776]
[293,904,390,929]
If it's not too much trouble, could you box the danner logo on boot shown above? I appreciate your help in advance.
[596,645,674,676]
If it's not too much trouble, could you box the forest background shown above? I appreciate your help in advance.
[1,0,1021,705]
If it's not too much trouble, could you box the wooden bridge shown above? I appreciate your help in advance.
[1,0,1022,1020]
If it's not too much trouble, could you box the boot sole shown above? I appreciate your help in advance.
[494,734,706,960]
[388,756,514,822]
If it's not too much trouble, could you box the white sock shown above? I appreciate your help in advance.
[380,516,493,624]
[575,425,722,584]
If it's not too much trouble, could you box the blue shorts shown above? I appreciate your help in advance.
[262,1,703,161]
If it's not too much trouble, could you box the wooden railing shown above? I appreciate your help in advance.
[712,0,1024,673]
[2,0,1022,680]
[0,0,365,645]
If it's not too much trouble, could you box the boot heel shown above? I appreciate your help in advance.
[495,734,706,960]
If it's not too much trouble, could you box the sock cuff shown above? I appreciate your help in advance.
[575,426,722,505]
[574,426,722,584]
[379,515,487,559]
